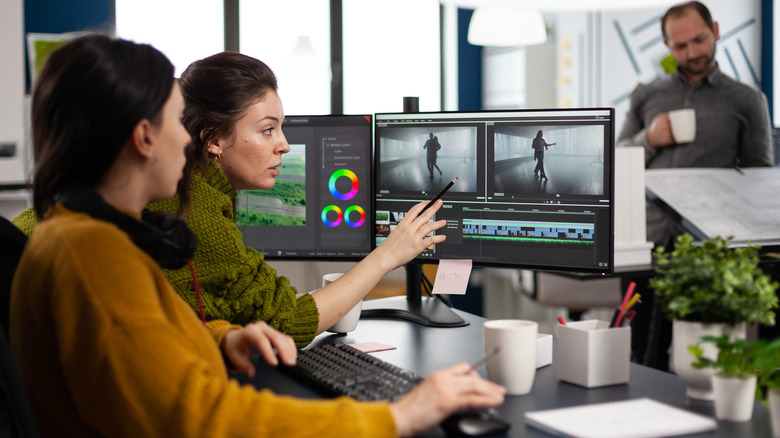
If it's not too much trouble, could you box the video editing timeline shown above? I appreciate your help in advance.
[462,219,595,242]
[374,108,614,273]
[239,115,373,260]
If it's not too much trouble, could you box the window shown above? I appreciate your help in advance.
[239,0,331,115]
[115,0,224,77]
[343,0,441,114]
[117,0,442,116]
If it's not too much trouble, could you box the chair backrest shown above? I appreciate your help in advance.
[0,216,27,340]
[0,323,41,438]
[0,217,40,437]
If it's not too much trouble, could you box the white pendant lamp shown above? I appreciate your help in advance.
[467,6,547,47]
[442,0,678,11]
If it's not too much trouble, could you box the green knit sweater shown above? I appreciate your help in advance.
[12,162,320,347]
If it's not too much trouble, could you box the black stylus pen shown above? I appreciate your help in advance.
[420,177,458,214]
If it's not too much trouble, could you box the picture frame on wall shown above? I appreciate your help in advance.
[26,31,91,87]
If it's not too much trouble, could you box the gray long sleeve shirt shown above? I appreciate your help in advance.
[616,64,773,247]
[618,64,773,168]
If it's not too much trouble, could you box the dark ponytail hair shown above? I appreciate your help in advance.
[177,52,278,213]
[31,34,175,219]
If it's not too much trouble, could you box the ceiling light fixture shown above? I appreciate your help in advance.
[467,6,547,47]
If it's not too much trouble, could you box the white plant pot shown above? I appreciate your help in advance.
[712,374,756,421]
[770,389,780,437]
[672,319,746,400]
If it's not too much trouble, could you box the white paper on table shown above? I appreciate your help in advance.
[524,398,717,438]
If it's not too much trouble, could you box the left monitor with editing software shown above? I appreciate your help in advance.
[239,114,373,261]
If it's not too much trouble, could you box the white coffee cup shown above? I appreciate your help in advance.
[483,319,538,395]
[668,108,696,143]
[323,273,362,334]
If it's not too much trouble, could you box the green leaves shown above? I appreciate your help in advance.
[688,335,780,402]
[755,338,780,400]
[650,234,778,325]
[688,335,760,378]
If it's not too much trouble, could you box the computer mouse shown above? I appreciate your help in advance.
[440,408,511,437]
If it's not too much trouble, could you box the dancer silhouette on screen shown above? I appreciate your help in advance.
[423,133,443,179]
[532,130,555,181]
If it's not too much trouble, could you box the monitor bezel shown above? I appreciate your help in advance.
[241,113,374,262]
[372,107,615,275]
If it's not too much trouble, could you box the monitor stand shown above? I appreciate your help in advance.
[361,263,469,327]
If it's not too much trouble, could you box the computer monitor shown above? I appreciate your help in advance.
[238,114,374,261]
[367,108,615,326]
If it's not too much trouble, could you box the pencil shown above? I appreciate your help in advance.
[420,177,458,214]
[470,347,500,371]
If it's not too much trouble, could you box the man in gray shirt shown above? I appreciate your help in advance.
[617,1,773,249]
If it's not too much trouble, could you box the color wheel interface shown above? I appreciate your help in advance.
[238,115,373,260]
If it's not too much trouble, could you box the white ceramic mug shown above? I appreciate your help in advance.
[483,319,538,395]
[323,273,362,334]
[668,108,696,143]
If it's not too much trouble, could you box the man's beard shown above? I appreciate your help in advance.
[679,51,716,76]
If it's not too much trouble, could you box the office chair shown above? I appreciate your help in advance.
[0,218,40,437]
[0,216,27,341]
[0,322,41,438]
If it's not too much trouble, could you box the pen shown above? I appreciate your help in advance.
[420,177,458,214]
[621,310,637,327]
[470,347,500,371]
[624,293,641,312]
[609,309,620,327]
[613,282,636,328]
[626,298,642,314]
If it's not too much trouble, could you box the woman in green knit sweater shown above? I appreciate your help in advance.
[13,52,450,348]
[155,51,454,346]
[14,34,504,437]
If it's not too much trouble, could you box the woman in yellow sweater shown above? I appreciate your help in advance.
[11,34,504,437]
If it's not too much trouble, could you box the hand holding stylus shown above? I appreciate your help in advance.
[420,177,458,215]
[374,199,447,271]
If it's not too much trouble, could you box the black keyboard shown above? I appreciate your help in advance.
[282,342,511,436]
[281,342,423,401]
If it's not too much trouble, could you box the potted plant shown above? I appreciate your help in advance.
[688,335,762,421]
[755,338,780,437]
[650,233,778,400]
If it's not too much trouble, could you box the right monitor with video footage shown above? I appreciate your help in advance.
[374,108,614,274]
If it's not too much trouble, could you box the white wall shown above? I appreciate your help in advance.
[555,0,764,131]
[0,0,27,186]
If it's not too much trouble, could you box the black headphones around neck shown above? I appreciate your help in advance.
[55,184,197,269]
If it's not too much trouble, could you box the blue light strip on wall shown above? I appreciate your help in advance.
[724,47,740,81]
[613,20,640,76]
[737,39,760,86]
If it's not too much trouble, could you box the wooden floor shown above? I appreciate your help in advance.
[493,154,605,196]
[379,157,477,194]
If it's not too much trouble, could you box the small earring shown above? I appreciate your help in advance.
[214,153,221,163]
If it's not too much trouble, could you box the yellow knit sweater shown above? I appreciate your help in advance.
[10,204,396,438]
